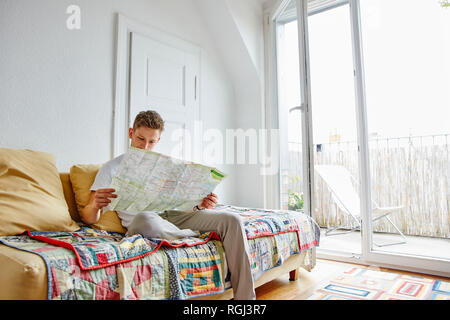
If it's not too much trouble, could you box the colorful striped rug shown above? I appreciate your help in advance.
[308,266,450,300]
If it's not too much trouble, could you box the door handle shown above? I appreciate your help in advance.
[289,104,304,113]
[194,76,197,101]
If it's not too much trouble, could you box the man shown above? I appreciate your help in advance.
[81,110,256,300]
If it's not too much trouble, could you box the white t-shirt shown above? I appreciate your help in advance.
[90,154,137,228]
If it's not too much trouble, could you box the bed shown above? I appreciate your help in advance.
[0,204,320,300]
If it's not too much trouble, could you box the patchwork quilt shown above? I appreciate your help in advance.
[0,205,320,300]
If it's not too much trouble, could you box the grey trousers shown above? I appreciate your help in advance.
[159,208,256,300]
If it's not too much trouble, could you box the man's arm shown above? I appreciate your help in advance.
[81,188,117,224]
[193,192,218,211]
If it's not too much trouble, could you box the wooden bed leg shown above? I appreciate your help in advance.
[289,268,299,281]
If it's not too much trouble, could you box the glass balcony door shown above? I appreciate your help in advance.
[308,3,362,256]
[271,0,450,276]
[358,0,450,272]
[275,0,314,219]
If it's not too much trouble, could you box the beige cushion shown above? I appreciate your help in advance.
[93,210,127,234]
[69,164,127,234]
[69,164,102,214]
[59,173,81,222]
[0,148,79,236]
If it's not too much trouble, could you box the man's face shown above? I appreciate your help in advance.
[129,126,161,151]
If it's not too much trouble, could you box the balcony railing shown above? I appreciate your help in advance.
[282,134,450,239]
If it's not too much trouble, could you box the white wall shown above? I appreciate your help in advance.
[226,0,265,78]
[0,0,267,208]
[0,0,114,168]
[195,0,266,208]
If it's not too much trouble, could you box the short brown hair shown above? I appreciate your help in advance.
[133,110,165,132]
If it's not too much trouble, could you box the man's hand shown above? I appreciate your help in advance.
[81,188,117,225]
[93,188,117,210]
[198,192,218,210]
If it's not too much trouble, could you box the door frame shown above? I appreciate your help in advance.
[295,0,315,222]
[113,14,202,158]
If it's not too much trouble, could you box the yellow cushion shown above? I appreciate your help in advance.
[69,164,102,214]
[69,164,127,234]
[0,148,79,236]
[93,210,127,234]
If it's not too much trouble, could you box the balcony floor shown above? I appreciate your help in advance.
[318,228,450,261]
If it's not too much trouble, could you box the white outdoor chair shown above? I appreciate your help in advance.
[315,165,407,247]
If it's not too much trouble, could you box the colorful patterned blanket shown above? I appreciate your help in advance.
[215,204,320,251]
[0,205,320,300]
[22,228,220,270]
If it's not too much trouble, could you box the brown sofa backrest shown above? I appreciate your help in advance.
[59,173,82,222]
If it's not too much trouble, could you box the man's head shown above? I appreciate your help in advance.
[129,110,165,151]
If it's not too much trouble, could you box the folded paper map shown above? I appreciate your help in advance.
[104,146,226,213]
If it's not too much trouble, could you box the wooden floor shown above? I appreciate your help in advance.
[255,258,450,300]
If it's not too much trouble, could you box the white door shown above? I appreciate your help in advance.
[129,32,200,161]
